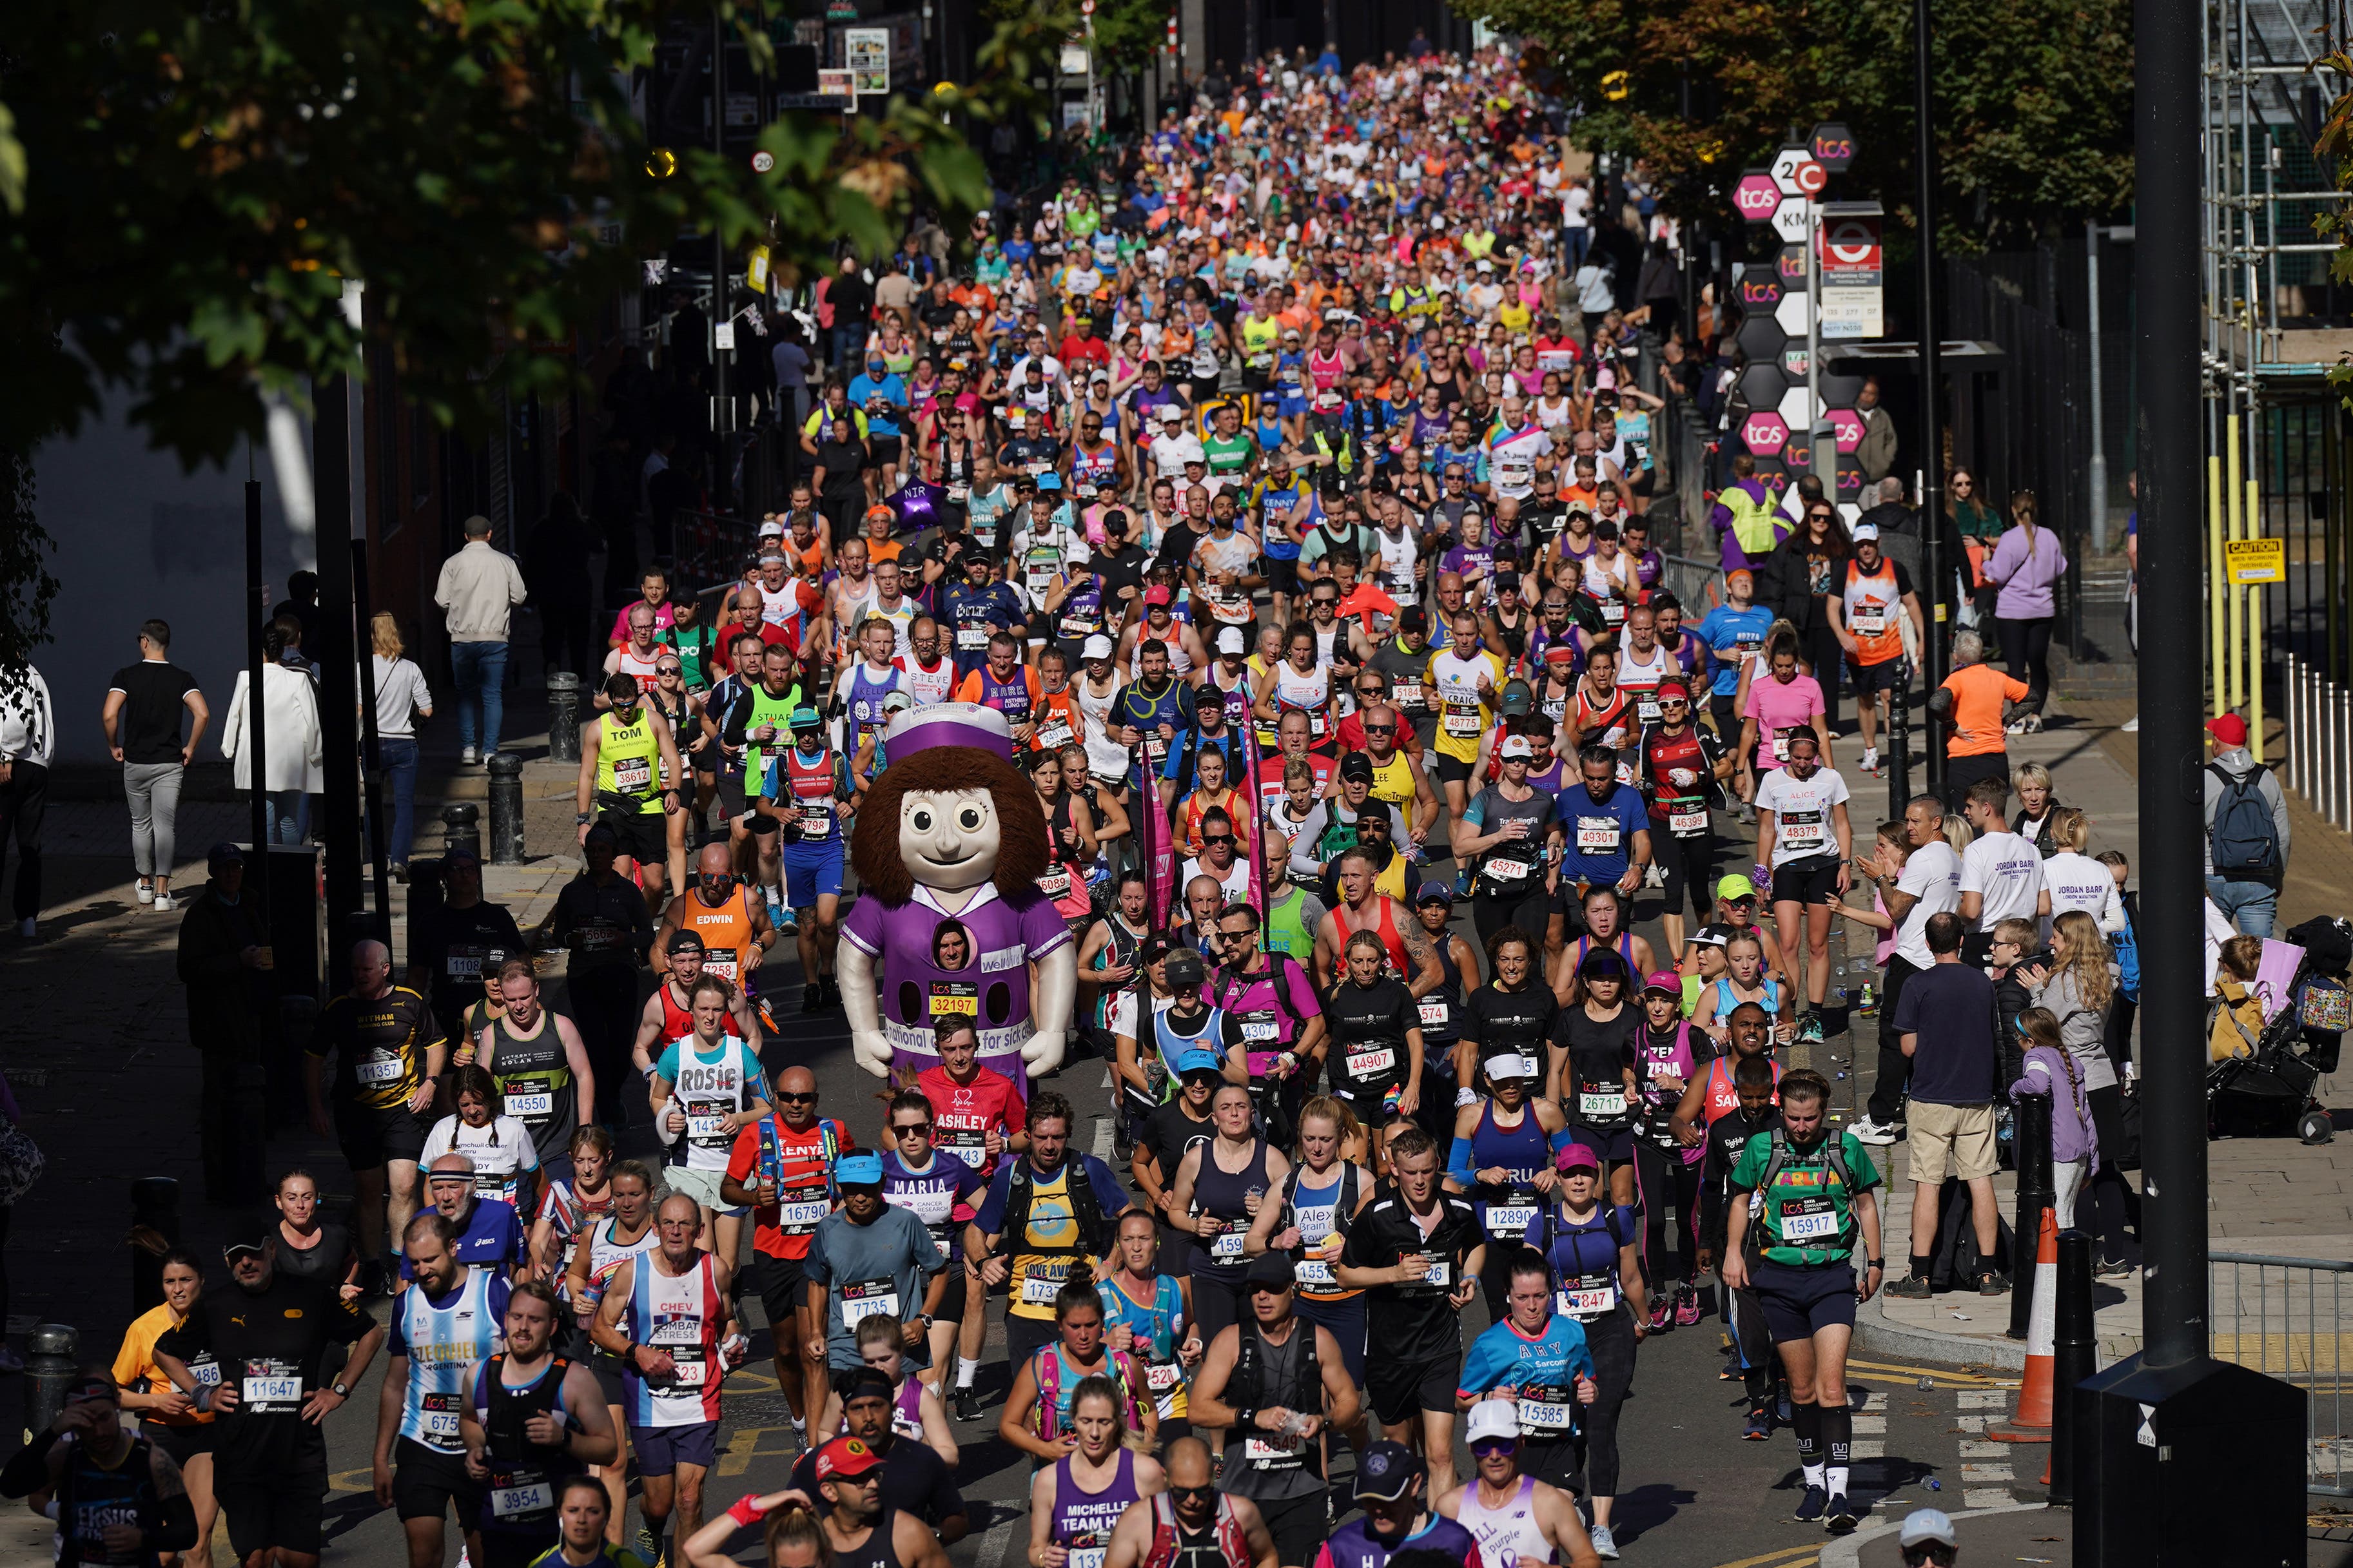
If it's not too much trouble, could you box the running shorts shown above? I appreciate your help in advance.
[1367,1348,1461,1427]
[1749,1258,1859,1342]
[782,840,846,909]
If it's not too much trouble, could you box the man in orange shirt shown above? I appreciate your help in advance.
[1929,628,2029,804]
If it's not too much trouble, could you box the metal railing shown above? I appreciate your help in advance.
[2284,652,2353,831]
[2209,1251,2351,1494]
[1660,552,1724,616]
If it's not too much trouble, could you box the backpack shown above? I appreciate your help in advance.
[1032,1344,1144,1440]
[2207,764,2284,878]
[2111,920,2142,1003]
[1746,1128,1858,1252]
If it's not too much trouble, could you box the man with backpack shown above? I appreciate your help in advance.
[2203,712,2291,936]
[963,1089,1137,1372]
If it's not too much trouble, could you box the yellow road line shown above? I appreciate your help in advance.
[1846,1357,2021,1388]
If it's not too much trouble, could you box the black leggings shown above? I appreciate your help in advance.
[1634,1141,1703,1288]
[1578,1303,1638,1498]
[1190,1269,1251,1351]
[1656,831,1716,926]
[1472,889,1552,953]
[2104,994,2137,1074]
[1997,615,2055,715]
[2084,1084,2142,1263]
[1802,618,1843,731]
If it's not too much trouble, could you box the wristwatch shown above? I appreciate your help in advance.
[918,1313,935,1329]
[330,1381,351,1399]
[576,811,593,825]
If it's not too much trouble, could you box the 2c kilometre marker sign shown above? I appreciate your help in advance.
[1734,171,1781,223]
[1771,145,1826,198]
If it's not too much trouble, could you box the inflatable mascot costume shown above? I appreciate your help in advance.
[840,703,1077,1081]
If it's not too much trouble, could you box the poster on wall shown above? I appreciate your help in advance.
[845,28,890,96]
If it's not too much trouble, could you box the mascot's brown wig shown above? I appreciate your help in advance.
[850,745,1052,904]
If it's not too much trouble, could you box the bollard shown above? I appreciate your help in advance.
[486,754,526,865]
[2009,1091,2053,1340]
[440,802,482,862]
[1888,658,1913,820]
[547,672,582,765]
[2048,1227,2098,1505]
[24,1325,78,1437]
[129,1177,181,1313]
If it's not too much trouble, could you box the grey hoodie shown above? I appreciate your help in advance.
[2202,746,2290,878]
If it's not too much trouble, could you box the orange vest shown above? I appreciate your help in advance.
[680,885,756,982]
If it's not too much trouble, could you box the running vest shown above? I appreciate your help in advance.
[595,712,663,813]
[395,1268,507,1451]
[740,682,803,785]
[475,1353,580,1536]
[621,1252,726,1427]
[50,1433,170,1568]
[1842,558,1905,664]
[1643,725,1714,837]
[1457,1476,1553,1568]
[1703,1056,1784,1126]
[779,746,843,844]
[1616,641,1672,727]
[1365,750,1415,812]
[846,661,906,745]
[1283,1162,1363,1299]
[489,1013,578,1170]
[581,1217,657,1317]
[906,657,957,707]
[1264,886,1316,965]
[678,885,756,984]
[1142,1492,1253,1568]
[662,1033,761,1172]
[1223,1316,1324,1480]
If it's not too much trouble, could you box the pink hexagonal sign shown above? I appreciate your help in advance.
[1733,171,1781,224]
[1740,411,1791,455]
[1828,408,1864,454]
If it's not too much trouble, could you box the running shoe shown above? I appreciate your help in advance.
[1793,1484,1830,1522]
[1777,1391,1793,1424]
[1799,1014,1826,1045]
[1884,1273,1934,1300]
[135,879,155,905]
[803,980,826,1014]
[1826,1494,1859,1531]
[2097,1255,2134,1277]
[1742,1407,1771,1440]
[1647,1293,1674,1333]
[152,893,177,913]
[1589,1524,1619,1560]
[952,1386,984,1423]
[2121,715,2140,733]
[1847,1116,1902,1145]
[1859,747,1879,775]
[1675,1282,1704,1327]
[637,1524,662,1564]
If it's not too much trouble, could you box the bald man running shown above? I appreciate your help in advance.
[722,1065,855,1439]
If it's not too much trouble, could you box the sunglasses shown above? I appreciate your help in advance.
[778,1092,818,1106]
[893,1121,933,1136]
[1169,1483,1218,1504]
[1470,1438,1518,1457]
[1902,1549,1957,1567]
[1363,723,1395,735]
[1202,834,1235,846]
[656,665,683,675]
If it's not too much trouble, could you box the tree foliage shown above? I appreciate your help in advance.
[1475,0,2133,250]
[0,0,1004,474]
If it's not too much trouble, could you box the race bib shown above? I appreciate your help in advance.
[1020,1273,1065,1306]
[1576,817,1621,852]
[841,1280,901,1324]
[493,1482,553,1520]
[1344,1046,1397,1079]
[1038,719,1076,750]
[703,953,739,981]
[1668,805,1708,836]
[1443,702,1481,737]
[1770,733,1792,763]
[1484,1204,1538,1237]
[1485,856,1532,882]
[1240,1014,1280,1042]
[1418,998,1450,1027]
[1781,1195,1840,1243]
[445,949,484,980]
[687,1100,733,1141]
[1851,606,1887,635]
[242,1374,303,1412]
[505,1089,554,1120]
[797,804,833,838]
[1779,809,1826,853]
[1419,1259,1452,1288]
[421,1393,461,1442]
[957,626,991,650]
[931,982,980,1018]
[1146,1361,1183,1391]
[1209,1228,1247,1261]
[777,1199,830,1231]
[356,1054,405,1085]
[1518,1390,1576,1431]
[1579,1089,1629,1119]
[1244,1433,1305,1466]
[1599,600,1626,626]
[612,757,653,793]
[1038,866,1073,900]
[1636,696,1662,725]
[1295,1257,1336,1288]
[1393,681,1425,708]
[1558,1282,1617,1318]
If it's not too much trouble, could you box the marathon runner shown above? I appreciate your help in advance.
[1455,1243,1599,1502]
[1100,1435,1279,1568]
[1690,1037,1788,1440]
[1720,1069,1884,1533]
[576,673,686,905]
[650,974,772,1264]
[304,938,440,1292]
[565,1158,658,1544]
[1752,729,1854,1045]
[111,1245,222,1555]
[1097,1210,1202,1442]
[651,846,778,1027]
[720,1065,852,1446]
[1320,933,1424,1125]
[1528,1143,1645,1551]
[915,1023,1028,1414]
[474,960,596,1188]
[1169,1083,1289,1352]
[376,1211,510,1568]
[964,1090,1135,1373]
[999,1282,1157,1462]
[801,1349,968,1527]
[1308,1440,1482,1568]
[875,1078,990,1402]
[153,1215,386,1568]
[801,1150,950,1398]
[458,1279,617,1568]
[1634,680,1734,962]
[1450,1052,1571,1315]
[0,1370,200,1567]
[687,1436,949,1568]
[1026,1374,1166,1568]
[630,928,764,1081]
[1434,1400,1601,1568]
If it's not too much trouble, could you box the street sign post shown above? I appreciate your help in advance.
[1772,195,1811,243]
[1771,144,1827,197]
[1818,200,1886,340]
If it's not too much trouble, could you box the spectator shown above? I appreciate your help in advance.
[432,512,529,765]
[2017,910,2135,1275]
[220,624,324,846]
[1929,631,2029,806]
[0,661,55,938]
[2201,711,2289,936]
[1955,775,2047,965]
[369,614,434,877]
[2207,934,2268,1062]
[177,843,274,1201]
[1850,793,1963,1147]
[2011,1007,2101,1230]
[1884,911,2005,1299]
[1854,378,1898,483]
[1947,469,2004,632]
[102,619,209,915]
[1980,490,2067,733]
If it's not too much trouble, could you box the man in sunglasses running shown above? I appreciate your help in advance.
[1103,1435,1279,1568]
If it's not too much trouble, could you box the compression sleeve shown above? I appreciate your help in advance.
[1548,1128,1577,1157]
[1448,1136,1478,1188]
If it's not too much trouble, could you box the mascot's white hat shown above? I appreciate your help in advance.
[884,702,1013,764]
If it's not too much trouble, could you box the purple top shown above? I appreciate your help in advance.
[841,883,1074,1074]
[1440,541,1497,587]
[2012,1045,2100,1172]
[1049,1448,1142,1551]
[1983,524,2068,619]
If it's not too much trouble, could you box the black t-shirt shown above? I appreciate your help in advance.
[1339,1192,1483,1362]
[1461,983,1554,1076]
[1889,960,1999,1105]
[815,440,870,497]
[790,1431,964,1526]
[1091,546,1150,615]
[1138,1098,1218,1194]
[1552,1003,1640,1128]
[108,661,200,765]
[1323,977,1415,1098]
[414,900,527,1017]
[156,1271,373,1480]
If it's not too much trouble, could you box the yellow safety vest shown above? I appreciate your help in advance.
[1723,485,1783,556]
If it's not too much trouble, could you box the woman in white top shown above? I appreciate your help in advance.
[369,613,434,873]
[220,623,324,845]
[2039,808,2126,934]
[421,1064,542,1215]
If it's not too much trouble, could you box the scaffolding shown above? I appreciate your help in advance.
[2203,0,2353,750]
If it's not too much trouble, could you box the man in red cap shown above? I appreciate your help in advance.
[810,1436,948,1568]
[2203,710,2290,935]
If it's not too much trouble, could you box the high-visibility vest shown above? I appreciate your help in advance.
[1723,485,1782,556]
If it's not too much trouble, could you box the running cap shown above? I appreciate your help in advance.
[1499,735,1534,760]
[814,1435,885,1480]
[790,706,825,730]
[1555,1142,1602,1174]
[1144,585,1174,606]
[758,519,786,538]
[1165,949,1208,989]
[1354,1440,1425,1502]
[1899,1509,1959,1548]
[1004,408,1027,427]
[665,930,707,954]
[1338,753,1376,782]
[1414,882,1456,906]
[1487,1052,1536,1081]
[1690,923,1734,949]
[222,1215,276,1256]
[1640,970,1681,997]
[1216,626,1247,653]
[2207,712,2249,747]
[1466,1399,1519,1444]
[834,1152,885,1186]
[1850,521,1880,542]
[1498,679,1534,715]
[1715,873,1759,902]
[843,1368,896,1406]
[1160,405,1187,422]
[1082,634,1117,661]
[1244,1252,1297,1290]
[1173,1047,1225,1080]
[880,690,914,712]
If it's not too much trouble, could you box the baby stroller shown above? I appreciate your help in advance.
[2207,925,2345,1145]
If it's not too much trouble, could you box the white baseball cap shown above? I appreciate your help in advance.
[1851,521,1880,543]
[1161,405,1186,423]
[1899,1509,1957,1549]
[1216,626,1246,653]
[1487,1053,1536,1081]
[757,520,785,538]
[1500,735,1534,760]
[1466,1400,1520,1445]
[1082,634,1116,661]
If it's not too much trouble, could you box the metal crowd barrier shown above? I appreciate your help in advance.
[672,508,761,596]
[2209,1250,2350,1495]
[1659,553,1724,615]
[2285,652,2353,832]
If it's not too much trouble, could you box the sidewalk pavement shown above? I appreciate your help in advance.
[1851,686,2353,1375]
[1823,1497,2353,1565]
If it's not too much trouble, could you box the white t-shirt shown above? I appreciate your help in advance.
[1959,830,2047,930]
[1178,855,1252,904]
[1892,839,1963,969]
[2043,849,2124,931]
[1755,766,1851,866]
[420,1114,541,1201]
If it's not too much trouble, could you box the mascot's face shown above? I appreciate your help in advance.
[899,788,1002,890]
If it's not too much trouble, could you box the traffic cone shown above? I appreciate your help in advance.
[1989,1205,2059,1443]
